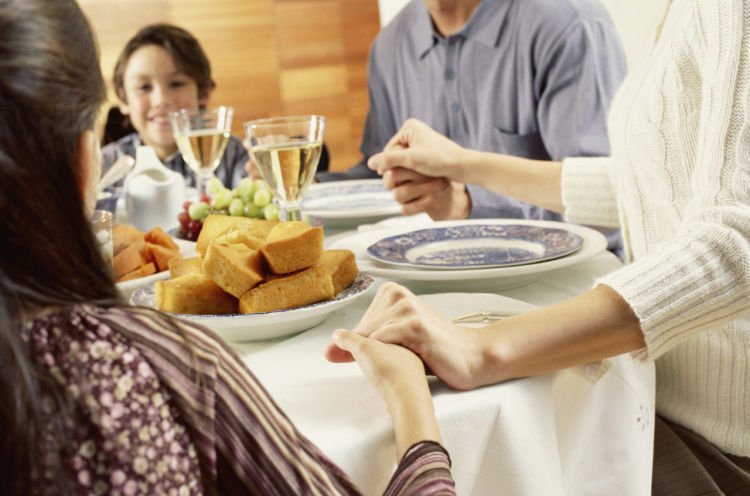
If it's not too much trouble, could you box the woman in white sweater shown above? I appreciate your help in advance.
[326,0,749,492]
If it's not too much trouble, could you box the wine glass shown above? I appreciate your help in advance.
[169,106,234,199]
[244,115,325,221]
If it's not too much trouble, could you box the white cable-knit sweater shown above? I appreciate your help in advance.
[561,0,750,457]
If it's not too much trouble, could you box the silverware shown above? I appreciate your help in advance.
[98,155,135,191]
[452,310,521,324]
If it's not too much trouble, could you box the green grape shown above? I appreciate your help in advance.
[243,202,263,218]
[253,188,272,207]
[207,176,226,196]
[263,203,279,221]
[188,201,210,221]
[253,178,269,192]
[228,198,245,216]
[212,189,234,210]
[236,177,255,203]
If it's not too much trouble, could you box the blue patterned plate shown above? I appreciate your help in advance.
[366,224,583,270]
[302,179,401,221]
[130,272,374,342]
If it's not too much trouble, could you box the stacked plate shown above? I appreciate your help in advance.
[302,179,401,228]
[329,219,608,292]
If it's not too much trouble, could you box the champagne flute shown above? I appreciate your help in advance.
[169,106,233,199]
[244,115,325,221]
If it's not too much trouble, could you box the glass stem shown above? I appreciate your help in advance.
[283,206,302,222]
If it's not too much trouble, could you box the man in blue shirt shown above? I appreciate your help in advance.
[320,0,625,237]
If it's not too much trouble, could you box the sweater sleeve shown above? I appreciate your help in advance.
[598,1,750,359]
[561,156,619,228]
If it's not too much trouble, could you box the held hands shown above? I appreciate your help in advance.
[368,119,472,220]
[368,119,469,180]
[382,168,470,219]
[331,329,428,403]
[325,282,485,391]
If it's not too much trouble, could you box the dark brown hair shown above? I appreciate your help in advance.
[113,23,216,102]
[0,0,119,493]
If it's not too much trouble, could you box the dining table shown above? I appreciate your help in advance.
[224,219,657,496]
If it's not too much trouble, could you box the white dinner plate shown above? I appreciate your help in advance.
[367,223,583,270]
[130,272,374,342]
[302,179,401,227]
[330,219,607,292]
[116,238,196,299]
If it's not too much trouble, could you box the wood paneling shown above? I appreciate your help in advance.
[80,0,381,171]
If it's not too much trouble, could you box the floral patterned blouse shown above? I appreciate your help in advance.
[22,305,454,495]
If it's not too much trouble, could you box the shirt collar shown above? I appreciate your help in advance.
[413,0,509,58]
[130,133,181,164]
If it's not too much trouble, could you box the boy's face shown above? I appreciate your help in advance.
[118,44,207,159]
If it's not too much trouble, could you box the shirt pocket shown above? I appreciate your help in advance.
[491,128,549,160]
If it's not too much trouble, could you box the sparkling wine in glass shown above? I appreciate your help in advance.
[244,115,325,221]
[169,106,233,198]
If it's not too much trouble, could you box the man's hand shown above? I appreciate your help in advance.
[382,167,471,220]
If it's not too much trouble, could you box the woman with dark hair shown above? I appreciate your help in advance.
[0,1,454,494]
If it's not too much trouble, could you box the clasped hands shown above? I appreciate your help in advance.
[368,119,472,220]
[325,282,486,392]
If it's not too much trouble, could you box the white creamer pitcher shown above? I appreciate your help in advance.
[124,146,186,232]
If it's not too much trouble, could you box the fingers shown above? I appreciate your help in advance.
[325,283,417,363]
[331,328,366,356]
[324,341,354,363]
[392,177,449,205]
[368,149,413,174]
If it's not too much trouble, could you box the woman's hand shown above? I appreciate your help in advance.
[331,329,428,403]
[367,119,469,182]
[325,282,485,390]
[332,329,442,458]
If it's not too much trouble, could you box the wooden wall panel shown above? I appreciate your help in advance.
[79,0,382,171]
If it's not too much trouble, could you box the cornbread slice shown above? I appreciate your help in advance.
[168,256,201,278]
[202,242,266,298]
[213,230,264,251]
[118,262,157,282]
[144,226,179,251]
[155,273,238,315]
[113,224,145,255]
[239,264,334,314]
[318,249,359,294]
[261,221,324,274]
[146,242,180,272]
[113,242,148,278]
[196,215,278,258]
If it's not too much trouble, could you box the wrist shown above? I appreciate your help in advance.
[473,323,516,386]
[453,146,478,184]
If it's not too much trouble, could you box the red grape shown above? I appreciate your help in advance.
[182,200,192,211]
[178,211,190,228]
[199,192,211,204]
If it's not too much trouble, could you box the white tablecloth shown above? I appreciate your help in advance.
[237,249,656,495]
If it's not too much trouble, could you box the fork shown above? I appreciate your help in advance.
[452,310,520,324]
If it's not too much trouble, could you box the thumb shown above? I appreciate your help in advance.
[331,328,365,357]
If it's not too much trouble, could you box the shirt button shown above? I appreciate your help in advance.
[451,102,460,113]
[445,69,456,80]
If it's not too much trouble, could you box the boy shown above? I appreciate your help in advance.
[101,24,247,188]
